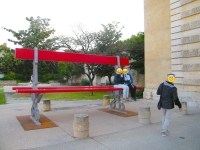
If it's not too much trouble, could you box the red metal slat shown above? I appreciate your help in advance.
[12,85,114,90]
[15,48,129,66]
[12,85,143,91]
[16,87,123,93]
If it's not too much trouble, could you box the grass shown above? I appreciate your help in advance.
[1,86,143,104]
[13,92,114,101]
[13,90,143,100]
[0,86,6,104]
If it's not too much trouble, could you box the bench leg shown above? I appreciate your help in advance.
[30,93,44,126]
[110,91,125,112]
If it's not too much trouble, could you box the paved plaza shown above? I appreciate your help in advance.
[0,94,200,150]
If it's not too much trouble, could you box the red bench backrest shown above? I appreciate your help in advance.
[15,48,129,66]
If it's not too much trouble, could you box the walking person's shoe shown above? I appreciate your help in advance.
[166,130,169,135]
[162,130,169,137]
[162,132,166,137]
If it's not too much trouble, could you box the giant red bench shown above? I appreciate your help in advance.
[13,48,142,125]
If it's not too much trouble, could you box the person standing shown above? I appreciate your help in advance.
[157,74,182,137]
[114,67,129,101]
[123,68,137,101]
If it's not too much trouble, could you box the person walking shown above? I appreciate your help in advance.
[157,74,182,137]
[123,68,137,101]
[114,67,129,101]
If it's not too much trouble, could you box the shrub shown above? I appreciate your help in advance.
[81,79,90,86]
[0,86,6,104]
[136,87,144,99]
[1,72,16,80]
[42,73,55,83]
[70,83,80,86]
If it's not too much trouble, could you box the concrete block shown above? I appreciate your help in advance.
[138,106,151,124]
[3,86,16,93]
[43,99,51,111]
[73,114,89,138]
[103,95,110,106]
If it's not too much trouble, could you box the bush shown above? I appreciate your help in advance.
[1,72,16,80]
[0,86,6,104]
[136,87,144,99]
[106,80,114,85]
[42,73,55,83]
[81,79,90,86]
[70,83,81,86]
[0,72,24,81]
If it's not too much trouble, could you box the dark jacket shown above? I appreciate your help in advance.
[157,81,182,109]
[114,73,125,85]
[124,73,134,85]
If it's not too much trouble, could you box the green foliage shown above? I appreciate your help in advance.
[0,86,6,104]
[95,22,124,55]
[125,32,144,74]
[3,16,56,49]
[136,88,144,99]
[95,65,114,85]
[54,62,70,83]
[1,72,16,80]
[13,92,114,100]
[94,22,126,84]
[106,80,114,85]
[0,45,25,75]
[41,73,55,83]
[66,63,84,77]
[81,78,90,86]
[70,83,81,86]
[1,17,59,81]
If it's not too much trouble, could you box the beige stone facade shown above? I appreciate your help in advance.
[144,0,200,107]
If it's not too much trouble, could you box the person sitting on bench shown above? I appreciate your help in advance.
[114,67,129,101]
[123,68,137,101]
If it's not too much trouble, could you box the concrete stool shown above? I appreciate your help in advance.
[43,99,51,111]
[73,114,89,138]
[103,95,110,106]
[181,102,188,115]
[138,106,151,124]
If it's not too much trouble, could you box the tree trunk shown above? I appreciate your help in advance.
[108,76,112,85]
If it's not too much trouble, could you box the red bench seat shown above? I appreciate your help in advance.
[12,86,143,93]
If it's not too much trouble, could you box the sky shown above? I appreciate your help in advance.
[0,0,144,49]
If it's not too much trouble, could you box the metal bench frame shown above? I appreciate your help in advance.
[13,47,131,125]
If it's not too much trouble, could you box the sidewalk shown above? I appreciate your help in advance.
[0,95,200,150]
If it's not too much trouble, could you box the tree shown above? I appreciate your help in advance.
[56,24,98,87]
[66,63,85,85]
[94,65,114,85]
[125,32,144,74]
[95,21,125,56]
[3,16,56,49]
[2,16,60,80]
[0,45,25,79]
[94,22,127,84]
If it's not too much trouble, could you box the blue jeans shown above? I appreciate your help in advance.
[162,108,173,133]
[114,84,129,98]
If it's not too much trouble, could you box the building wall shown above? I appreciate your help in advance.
[170,0,200,107]
[143,0,172,99]
[144,0,200,107]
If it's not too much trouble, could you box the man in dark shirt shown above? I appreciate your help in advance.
[157,74,182,137]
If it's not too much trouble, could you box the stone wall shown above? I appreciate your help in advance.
[0,80,17,86]
[143,0,200,107]
[170,0,200,107]
[143,0,172,99]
